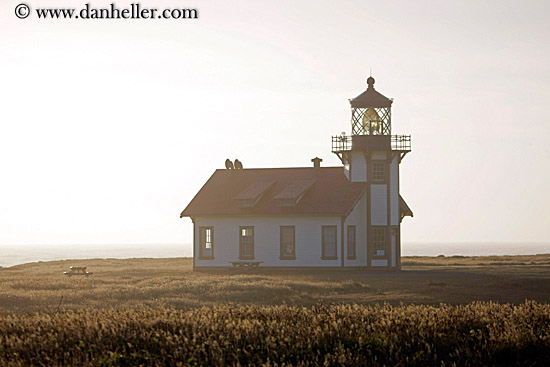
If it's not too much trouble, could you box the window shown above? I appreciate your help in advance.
[347,225,356,259]
[280,226,295,259]
[373,228,386,256]
[322,226,337,260]
[240,200,254,207]
[239,226,254,259]
[199,227,214,259]
[372,162,385,181]
[280,199,296,207]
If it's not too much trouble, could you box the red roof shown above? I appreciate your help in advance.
[349,77,393,108]
[273,179,316,200]
[180,167,366,217]
[234,179,276,200]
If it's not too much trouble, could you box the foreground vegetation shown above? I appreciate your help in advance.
[1,302,549,366]
[0,255,549,365]
[1,255,549,314]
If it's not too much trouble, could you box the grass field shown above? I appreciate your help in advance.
[1,254,549,314]
[1,255,549,366]
[2,302,549,366]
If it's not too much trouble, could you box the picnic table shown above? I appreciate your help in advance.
[230,261,263,268]
[63,266,93,277]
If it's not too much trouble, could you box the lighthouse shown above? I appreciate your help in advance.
[182,75,412,270]
[332,77,412,269]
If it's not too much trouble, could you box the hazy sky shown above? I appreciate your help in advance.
[1,0,549,247]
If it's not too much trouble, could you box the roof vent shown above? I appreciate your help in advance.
[311,157,322,170]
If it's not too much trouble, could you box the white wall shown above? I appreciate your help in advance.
[370,184,387,225]
[343,192,367,267]
[194,215,343,267]
[390,155,399,225]
[343,156,350,180]
[350,151,366,182]
[370,152,387,160]
[391,233,397,267]
[371,259,388,267]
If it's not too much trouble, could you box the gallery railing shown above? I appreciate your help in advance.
[331,134,411,153]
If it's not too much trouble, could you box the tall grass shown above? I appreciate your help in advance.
[1,301,549,366]
[2,256,550,315]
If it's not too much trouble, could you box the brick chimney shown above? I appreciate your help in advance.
[311,157,322,171]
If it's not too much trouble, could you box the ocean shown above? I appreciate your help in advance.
[0,242,549,268]
[0,243,191,268]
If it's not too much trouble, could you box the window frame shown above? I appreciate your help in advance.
[321,225,338,260]
[198,226,214,260]
[280,199,296,207]
[372,227,386,257]
[240,199,255,207]
[239,226,255,260]
[347,225,356,260]
[372,161,386,182]
[279,226,296,260]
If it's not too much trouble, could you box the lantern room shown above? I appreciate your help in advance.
[349,76,393,136]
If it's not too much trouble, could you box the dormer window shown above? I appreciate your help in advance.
[240,200,255,207]
[274,179,316,208]
[280,199,296,207]
[234,179,276,208]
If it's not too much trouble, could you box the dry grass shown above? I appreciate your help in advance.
[1,302,549,366]
[403,253,550,274]
[1,255,550,366]
[0,254,549,314]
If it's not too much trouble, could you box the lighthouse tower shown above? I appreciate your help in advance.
[332,77,412,270]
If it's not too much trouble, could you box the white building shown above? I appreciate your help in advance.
[180,77,412,270]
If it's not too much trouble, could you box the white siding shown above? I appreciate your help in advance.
[343,156,350,181]
[391,233,397,267]
[370,152,387,160]
[194,216,342,267]
[343,192,367,267]
[370,185,387,225]
[350,151,366,182]
[371,259,388,267]
[390,155,399,225]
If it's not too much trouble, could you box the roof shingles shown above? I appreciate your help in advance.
[234,179,276,200]
[180,167,366,217]
[273,179,316,200]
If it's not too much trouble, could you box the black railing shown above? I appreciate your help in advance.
[331,135,353,152]
[391,135,411,151]
[331,134,411,153]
